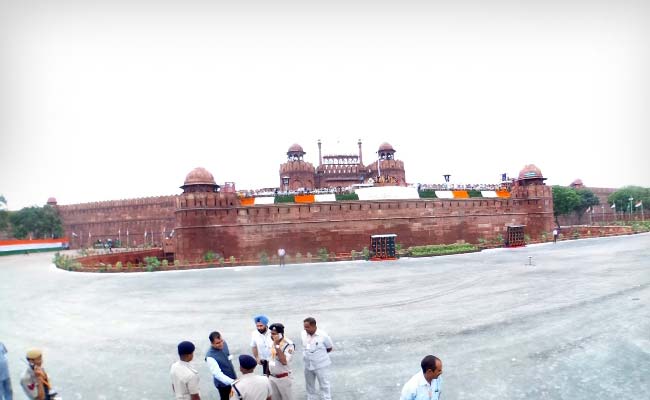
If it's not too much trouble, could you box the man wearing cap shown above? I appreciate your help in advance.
[250,315,273,376]
[170,341,201,400]
[268,323,295,400]
[0,341,12,400]
[205,331,237,400]
[20,348,56,400]
[301,317,333,400]
[400,355,443,400]
[231,355,271,400]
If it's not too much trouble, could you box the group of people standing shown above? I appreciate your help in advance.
[170,315,333,400]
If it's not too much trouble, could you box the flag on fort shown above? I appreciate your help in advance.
[610,203,616,209]
[635,200,643,208]
[584,207,591,214]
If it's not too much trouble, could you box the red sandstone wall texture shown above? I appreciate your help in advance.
[58,196,177,248]
[174,185,554,263]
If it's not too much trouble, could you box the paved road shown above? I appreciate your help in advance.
[1,234,649,399]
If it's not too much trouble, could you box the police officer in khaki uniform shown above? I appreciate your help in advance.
[268,323,295,400]
[170,341,201,400]
[231,355,271,400]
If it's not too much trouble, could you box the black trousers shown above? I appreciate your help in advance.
[218,385,232,400]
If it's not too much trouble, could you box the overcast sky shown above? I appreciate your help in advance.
[1,0,649,210]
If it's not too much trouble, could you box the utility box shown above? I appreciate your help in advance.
[370,234,397,260]
[505,225,526,247]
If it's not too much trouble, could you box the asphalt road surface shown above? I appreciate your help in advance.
[1,233,649,399]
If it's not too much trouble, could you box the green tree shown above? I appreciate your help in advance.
[9,205,64,239]
[608,186,650,215]
[575,189,600,223]
[552,186,581,227]
[0,195,8,230]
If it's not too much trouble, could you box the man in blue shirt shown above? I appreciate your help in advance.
[400,355,443,400]
[0,342,12,400]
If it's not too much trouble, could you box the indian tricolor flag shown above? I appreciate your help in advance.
[0,238,70,255]
[635,200,643,208]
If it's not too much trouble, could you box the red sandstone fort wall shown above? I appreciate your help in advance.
[58,196,177,248]
[174,188,554,263]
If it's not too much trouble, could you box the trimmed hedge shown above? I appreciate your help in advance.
[406,243,478,257]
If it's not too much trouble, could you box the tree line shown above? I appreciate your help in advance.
[552,185,649,226]
[0,195,64,239]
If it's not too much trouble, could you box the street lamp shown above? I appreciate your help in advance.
[601,205,604,225]
[629,197,634,220]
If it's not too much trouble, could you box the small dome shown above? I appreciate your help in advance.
[183,167,216,186]
[46,197,57,205]
[288,143,304,153]
[570,179,584,187]
[378,142,395,152]
[518,164,544,180]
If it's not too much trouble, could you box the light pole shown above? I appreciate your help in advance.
[629,197,634,221]
[601,205,604,225]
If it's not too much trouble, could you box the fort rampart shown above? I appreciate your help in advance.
[57,196,177,248]
[173,185,554,263]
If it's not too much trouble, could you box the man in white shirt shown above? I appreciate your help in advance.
[301,317,333,400]
[170,341,201,400]
[400,355,443,400]
[250,315,273,375]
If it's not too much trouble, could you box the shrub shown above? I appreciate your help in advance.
[229,256,236,265]
[350,250,358,260]
[318,248,329,262]
[161,259,168,267]
[259,251,269,265]
[144,256,161,271]
[126,261,133,269]
[407,243,478,257]
[219,257,225,267]
[174,259,180,267]
[362,247,370,260]
[524,234,531,244]
[115,261,123,270]
[572,230,580,239]
[204,251,217,263]
[540,233,548,242]
[53,252,73,270]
